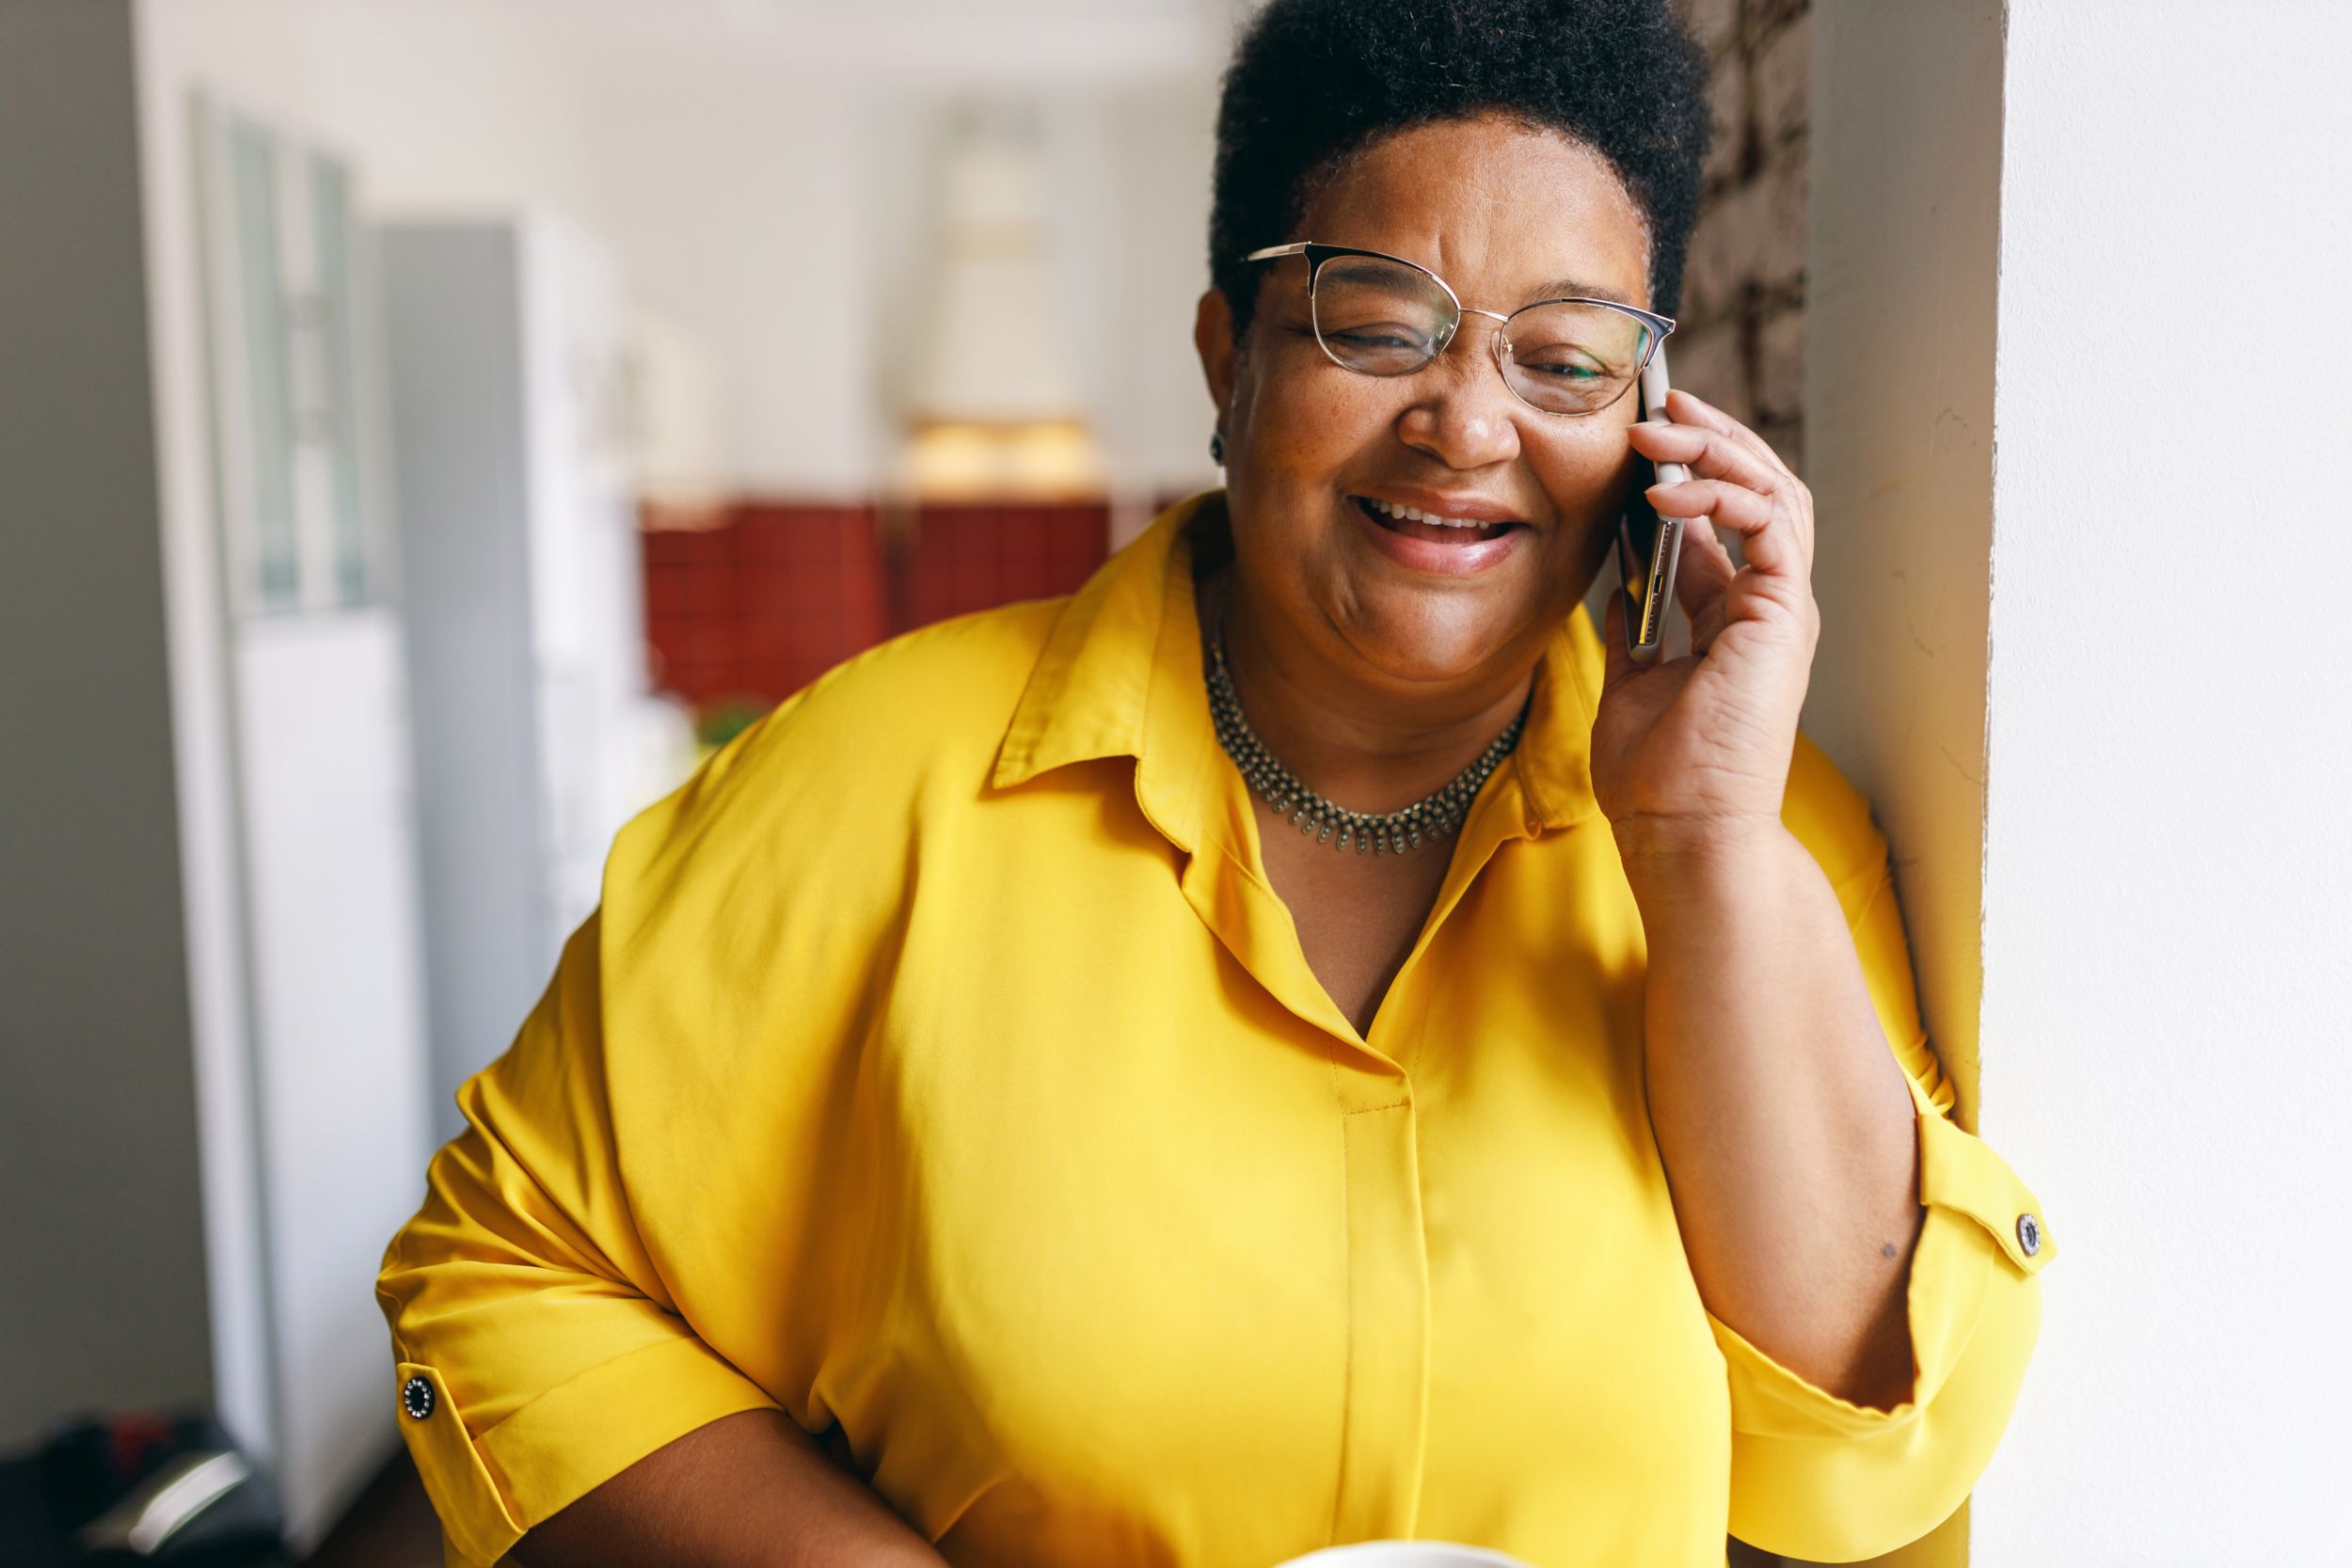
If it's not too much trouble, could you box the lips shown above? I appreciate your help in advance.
[1346,494,1529,577]
[1352,495,1522,545]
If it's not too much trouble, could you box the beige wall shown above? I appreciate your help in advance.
[1690,4,1970,1564]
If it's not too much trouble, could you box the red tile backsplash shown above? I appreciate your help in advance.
[640,499,1108,714]
[902,502,1109,634]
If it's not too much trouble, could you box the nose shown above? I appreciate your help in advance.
[1396,308,1525,468]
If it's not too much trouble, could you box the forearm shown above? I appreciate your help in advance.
[513,1409,948,1568]
[1617,817,1923,1408]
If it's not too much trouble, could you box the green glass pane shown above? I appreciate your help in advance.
[230,120,298,610]
[310,153,368,606]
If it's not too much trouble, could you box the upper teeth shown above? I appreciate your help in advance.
[1366,498,1496,529]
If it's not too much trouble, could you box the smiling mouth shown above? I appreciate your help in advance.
[1352,495,1524,545]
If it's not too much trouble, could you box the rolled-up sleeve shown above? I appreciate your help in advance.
[1714,856,2056,1562]
[375,910,780,1567]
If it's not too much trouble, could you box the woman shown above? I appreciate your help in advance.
[378,2,2052,1563]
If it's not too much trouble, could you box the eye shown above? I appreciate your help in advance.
[1327,325,1428,351]
[1514,348,1608,380]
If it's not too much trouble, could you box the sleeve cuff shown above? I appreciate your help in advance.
[1710,1071,2055,1439]
[396,1333,781,1566]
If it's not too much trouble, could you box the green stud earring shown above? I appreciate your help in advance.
[1209,430,1226,465]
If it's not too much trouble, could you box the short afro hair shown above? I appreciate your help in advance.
[1209,0,1709,338]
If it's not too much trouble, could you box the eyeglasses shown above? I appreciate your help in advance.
[1236,242,1674,417]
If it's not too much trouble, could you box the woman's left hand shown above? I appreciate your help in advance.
[1593,388,1820,855]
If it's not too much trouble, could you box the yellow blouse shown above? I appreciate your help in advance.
[378,492,2053,1568]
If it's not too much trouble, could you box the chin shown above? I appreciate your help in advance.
[1343,586,1535,685]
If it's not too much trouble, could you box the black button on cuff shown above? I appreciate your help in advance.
[403,1373,436,1420]
[2016,1212,2043,1258]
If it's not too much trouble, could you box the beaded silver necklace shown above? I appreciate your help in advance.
[1203,594,1528,856]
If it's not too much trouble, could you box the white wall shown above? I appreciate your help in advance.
[591,76,1222,503]
[592,87,884,498]
[1813,2,2352,1561]
[1972,2,2352,1560]
[1805,0,2004,1125]
[140,0,1225,509]
[1073,80,1230,507]
[300,0,609,227]
[137,0,609,222]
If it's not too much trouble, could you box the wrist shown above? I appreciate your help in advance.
[1610,813,1800,903]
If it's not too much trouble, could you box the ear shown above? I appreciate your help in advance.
[1193,288,1238,424]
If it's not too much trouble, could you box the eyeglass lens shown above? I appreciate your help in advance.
[1310,254,1653,415]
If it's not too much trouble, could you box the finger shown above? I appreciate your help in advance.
[1682,527,1739,654]
[1645,477,1805,579]
[1661,388,1796,486]
[1629,404,1815,572]
[1665,507,1739,631]
[1664,396,1819,573]
[1646,477,1774,537]
[1628,416,1788,500]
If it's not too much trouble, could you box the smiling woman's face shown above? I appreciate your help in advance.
[1197,113,1657,694]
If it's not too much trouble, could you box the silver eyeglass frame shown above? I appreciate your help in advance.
[1237,241,1675,416]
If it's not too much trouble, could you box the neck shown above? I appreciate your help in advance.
[1199,568,1538,816]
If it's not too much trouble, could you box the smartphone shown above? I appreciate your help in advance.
[1613,347,1691,665]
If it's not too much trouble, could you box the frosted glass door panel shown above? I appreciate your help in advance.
[194,98,380,615]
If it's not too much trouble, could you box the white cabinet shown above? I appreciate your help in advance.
[382,214,679,1139]
[227,610,431,1538]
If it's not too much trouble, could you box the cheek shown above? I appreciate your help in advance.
[1532,438,1637,534]
[1244,353,1396,472]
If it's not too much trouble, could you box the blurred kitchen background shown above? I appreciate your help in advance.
[0,0,1804,1560]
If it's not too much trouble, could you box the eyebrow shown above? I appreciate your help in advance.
[1279,244,1647,312]
[1521,276,1642,309]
